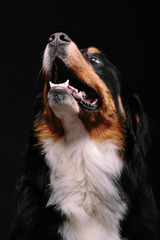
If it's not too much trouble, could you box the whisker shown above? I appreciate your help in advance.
[35,68,43,89]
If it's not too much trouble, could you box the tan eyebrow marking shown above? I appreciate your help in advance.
[88,47,101,54]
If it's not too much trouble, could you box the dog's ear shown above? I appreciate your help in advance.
[125,94,150,158]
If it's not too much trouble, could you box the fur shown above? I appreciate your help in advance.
[10,32,158,240]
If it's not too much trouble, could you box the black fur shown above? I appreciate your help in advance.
[10,133,66,240]
[10,36,159,240]
[119,94,159,239]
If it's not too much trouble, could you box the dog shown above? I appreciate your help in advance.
[10,33,158,240]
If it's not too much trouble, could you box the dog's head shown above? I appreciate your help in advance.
[37,32,148,156]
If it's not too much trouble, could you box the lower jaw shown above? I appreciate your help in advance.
[48,86,99,111]
[74,97,99,111]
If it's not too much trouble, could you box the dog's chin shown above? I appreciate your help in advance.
[48,86,80,119]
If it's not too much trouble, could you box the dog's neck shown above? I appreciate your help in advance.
[42,111,126,239]
[61,113,87,143]
[51,106,87,143]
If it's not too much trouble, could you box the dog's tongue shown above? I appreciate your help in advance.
[67,84,78,93]
[49,80,98,108]
[49,80,87,99]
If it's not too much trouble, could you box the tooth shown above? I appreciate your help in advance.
[64,79,69,87]
[49,79,70,89]
[79,91,87,98]
[49,81,55,88]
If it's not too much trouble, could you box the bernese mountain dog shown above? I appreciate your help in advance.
[10,33,158,240]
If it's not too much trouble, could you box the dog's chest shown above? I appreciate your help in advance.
[43,137,126,240]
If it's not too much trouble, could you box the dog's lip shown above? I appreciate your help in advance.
[49,80,99,110]
[46,58,100,110]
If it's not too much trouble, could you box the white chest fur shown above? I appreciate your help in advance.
[42,115,126,240]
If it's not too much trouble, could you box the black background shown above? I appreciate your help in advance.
[1,1,159,239]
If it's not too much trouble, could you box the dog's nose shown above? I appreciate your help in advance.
[48,32,71,45]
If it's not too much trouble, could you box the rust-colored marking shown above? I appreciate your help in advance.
[39,40,125,152]
[64,42,125,150]
[135,114,140,124]
[34,82,64,146]
[88,47,101,54]
[118,95,126,119]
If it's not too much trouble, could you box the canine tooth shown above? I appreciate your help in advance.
[64,79,69,87]
[49,80,69,88]
[49,81,55,88]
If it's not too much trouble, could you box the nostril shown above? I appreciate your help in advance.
[48,34,55,43]
[48,32,71,45]
[59,34,70,43]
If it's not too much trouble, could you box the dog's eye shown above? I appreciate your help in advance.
[90,56,101,64]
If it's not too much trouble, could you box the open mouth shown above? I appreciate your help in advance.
[48,60,100,111]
